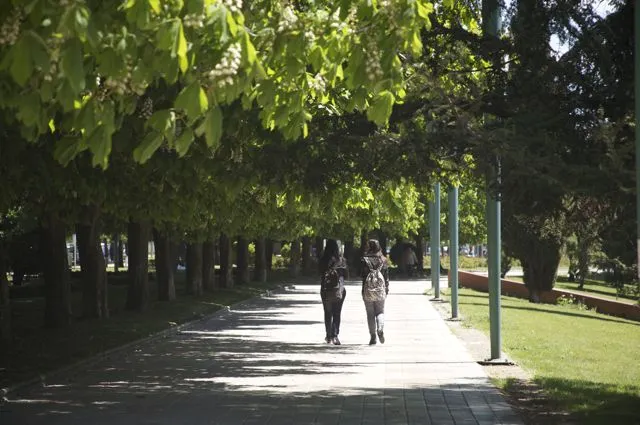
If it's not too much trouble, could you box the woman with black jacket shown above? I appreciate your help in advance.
[318,239,348,345]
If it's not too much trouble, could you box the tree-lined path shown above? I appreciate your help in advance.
[2,279,523,425]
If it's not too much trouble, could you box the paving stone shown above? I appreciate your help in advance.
[3,279,524,425]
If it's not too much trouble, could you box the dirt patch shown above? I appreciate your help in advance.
[431,299,577,425]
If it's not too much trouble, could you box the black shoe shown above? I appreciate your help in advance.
[377,330,385,344]
[369,335,377,345]
[325,336,332,344]
[333,336,341,345]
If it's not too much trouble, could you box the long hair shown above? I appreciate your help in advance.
[366,239,383,257]
[319,239,340,272]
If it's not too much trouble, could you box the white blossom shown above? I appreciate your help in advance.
[207,43,242,87]
[224,0,242,14]
[0,9,23,47]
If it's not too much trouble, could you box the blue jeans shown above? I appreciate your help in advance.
[322,290,346,338]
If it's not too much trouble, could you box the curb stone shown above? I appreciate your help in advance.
[3,285,285,397]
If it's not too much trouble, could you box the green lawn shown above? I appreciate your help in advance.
[506,275,638,304]
[0,271,282,388]
[447,288,640,424]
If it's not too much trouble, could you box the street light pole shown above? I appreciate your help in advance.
[430,183,441,299]
[448,185,459,319]
[635,0,640,279]
[482,0,504,362]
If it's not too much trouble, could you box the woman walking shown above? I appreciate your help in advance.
[361,239,389,345]
[319,239,348,345]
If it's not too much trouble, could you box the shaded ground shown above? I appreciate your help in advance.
[1,280,524,425]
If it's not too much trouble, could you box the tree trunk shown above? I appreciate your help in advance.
[379,232,388,257]
[41,214,71,328]
[171,241,181,273]
[202,240,216,291]
[344,237,355,271]
[289,239,301,277]
[236,236,249,284]
[528,288,542,303]
[186,242,204,296]
[117,238,125,268]
[521,243,561,303]
[219,233,233,288]
[76,206,109,319]
[415,236,424,271]
[153,229,176,301]
[314,236,323,258]
[125,220,151,312]
[301,236,312,275]
[577,235,590,290]
[101,238,108,261]
[112,233,120,273]
[254,237,267,282]
[265,238,274,271]
[0,242,11,342]
[360,230,367,256]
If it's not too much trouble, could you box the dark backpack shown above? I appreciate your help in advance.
[322,261,343,301]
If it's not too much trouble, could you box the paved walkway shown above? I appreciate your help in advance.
[2,279,524,425]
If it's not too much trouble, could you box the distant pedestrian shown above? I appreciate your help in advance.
[402,245,418,277]
[319,239,348,345]
[361,239,390,345]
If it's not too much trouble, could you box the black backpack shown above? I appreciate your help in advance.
[322,260,344,301]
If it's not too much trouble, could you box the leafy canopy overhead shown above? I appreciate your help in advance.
[0,0,435,168]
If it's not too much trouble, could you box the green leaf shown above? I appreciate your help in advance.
[96,100,116,132]
[366,90,395,126]
[175,128,194,157]
[203,106,223,148]
[241,32,257,65]
[54,136,87,166]
[410,31,423,57]
[186,0,204,14]
[339,0,352,20]
[309,46,324,72]
[58,80,77,112]
[74,5,90,41]
[16,93,41,127]
[175,82,209,121]
[61,39,85,94]
[40,81,53,102]
[175,21,188,72]
[148,0,161,13]
[417,1,434,18]
[24,31,50,70]
[158,19,188,72]
[97,50,121,76]
[147,110,174,133]
[9,39,33,86]
[76,98,97,133]
[133,131,164,163]
[226,10,238,36]
[86,125,112,169]
[157,20,178,51]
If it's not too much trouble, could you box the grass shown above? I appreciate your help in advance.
[0,270,282,388]
[443,287,640,424]
[505,275,638,304]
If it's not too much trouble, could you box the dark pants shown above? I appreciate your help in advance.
[322,290,346,338]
